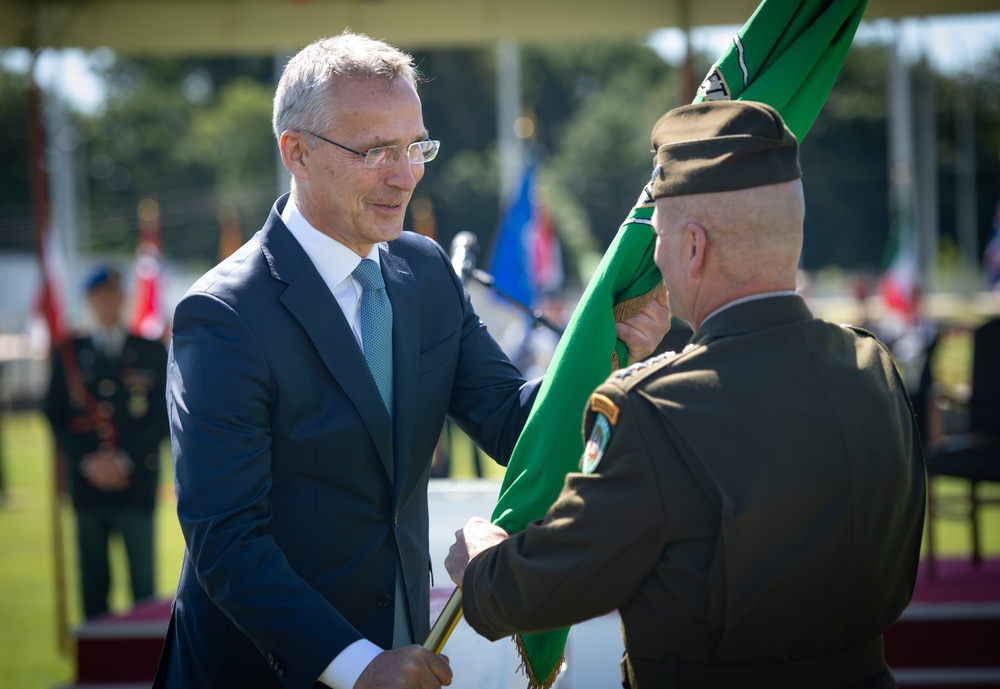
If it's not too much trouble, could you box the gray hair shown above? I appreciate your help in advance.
[272,30,421,141]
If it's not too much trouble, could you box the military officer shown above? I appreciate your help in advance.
[446,101,926,689]
[45,265,169,619]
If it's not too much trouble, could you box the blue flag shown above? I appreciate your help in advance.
[489,156,544,308]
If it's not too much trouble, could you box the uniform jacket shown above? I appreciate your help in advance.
[45,332,168,511]
[463,295,926,689]
[156,194,538,689]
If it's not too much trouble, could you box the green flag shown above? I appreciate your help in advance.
[488,1,868,686]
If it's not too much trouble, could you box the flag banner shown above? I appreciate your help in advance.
[486,1,868,686]
[879,217,918,319]
[529,205,564,298]
[489,151,564,310]
[30,222,69,351]
[490,157,538,308]
[130,198,167,340]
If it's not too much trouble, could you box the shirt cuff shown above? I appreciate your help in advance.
[318,639,384,689]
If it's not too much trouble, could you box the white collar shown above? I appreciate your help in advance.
[281,196,386,294]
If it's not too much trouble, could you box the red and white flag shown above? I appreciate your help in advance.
[29,223,69,351]
[130,199,167,340]
[879,230,918,320]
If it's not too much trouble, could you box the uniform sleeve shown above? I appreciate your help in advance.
[462,383,669,640]
[43,342,93,463]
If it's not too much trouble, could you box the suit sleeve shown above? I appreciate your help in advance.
[462,384,668,639]
[169,291,357,687]
[430,241,541,465]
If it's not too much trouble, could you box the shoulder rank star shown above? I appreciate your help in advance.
[615,350,676,379]
[581,413,612,475]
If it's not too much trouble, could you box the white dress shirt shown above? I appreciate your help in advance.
[91,325,127,359]
[280,197,386,689]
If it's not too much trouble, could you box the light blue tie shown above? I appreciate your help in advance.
[352,258,393,416]
[352,258,412,647]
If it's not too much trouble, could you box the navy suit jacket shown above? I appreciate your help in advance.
[156,194,539,688]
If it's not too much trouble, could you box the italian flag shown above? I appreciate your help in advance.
[879,225,919,319]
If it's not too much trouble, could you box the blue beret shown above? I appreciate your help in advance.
[84,265,122,294]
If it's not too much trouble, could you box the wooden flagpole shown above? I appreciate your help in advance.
[27,54,73,657]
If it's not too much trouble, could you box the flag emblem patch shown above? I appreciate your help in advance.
[698,65,731,101]
[582,414,612,474]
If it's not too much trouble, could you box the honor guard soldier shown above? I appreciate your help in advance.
[44,265,169,620]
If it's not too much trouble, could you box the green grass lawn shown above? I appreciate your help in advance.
[1,409,997,688]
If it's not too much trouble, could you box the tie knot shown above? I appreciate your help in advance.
[353,258,385,292]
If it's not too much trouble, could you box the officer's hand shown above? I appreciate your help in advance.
[445,517,509,587]
[355,646,452,688]
[81,450,132,491]
[616,288,671,363]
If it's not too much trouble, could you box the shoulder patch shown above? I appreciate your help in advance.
[589,393,620,426]
[581,413,612,475]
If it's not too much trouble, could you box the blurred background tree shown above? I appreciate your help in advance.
[1,38,999,288]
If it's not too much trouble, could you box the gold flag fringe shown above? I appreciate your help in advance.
[610,282,667,371]
[513,635,564,689]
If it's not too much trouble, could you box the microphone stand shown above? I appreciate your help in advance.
[467,268,564,336]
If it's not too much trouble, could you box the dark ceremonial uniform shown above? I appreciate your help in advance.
[45,331,168,617]
[462,294,926,689]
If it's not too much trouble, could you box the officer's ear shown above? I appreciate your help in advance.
[683,222,708,280]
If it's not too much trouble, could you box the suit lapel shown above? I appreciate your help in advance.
[381,248,420,496]
[260,204,395,482]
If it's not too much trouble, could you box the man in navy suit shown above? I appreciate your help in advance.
[154,30,669,689]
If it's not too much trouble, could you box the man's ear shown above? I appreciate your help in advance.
[685,222,708,279]
[279,130,310,179]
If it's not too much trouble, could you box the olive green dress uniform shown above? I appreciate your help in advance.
[462,294,926,689]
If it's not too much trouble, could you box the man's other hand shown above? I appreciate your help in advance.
[445,517,509,587]
[356,646,452,689]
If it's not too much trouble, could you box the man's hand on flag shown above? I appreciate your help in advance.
[445,517,510,587]
[617,288,671,363]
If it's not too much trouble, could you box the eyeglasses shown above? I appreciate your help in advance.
[301,131,440,169]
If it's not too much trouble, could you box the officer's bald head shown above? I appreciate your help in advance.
[648,100,805,326]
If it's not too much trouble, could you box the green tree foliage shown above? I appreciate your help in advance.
[0,68,32,251]
[524,42,681,283]
[799,42,891,272]
[4,40,999,280]
[408,49,501,250]
[414,41,682,287]
[935,46,1000,259]
[80,55,275,263]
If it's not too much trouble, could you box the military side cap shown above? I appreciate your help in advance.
[650,100,801,199]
